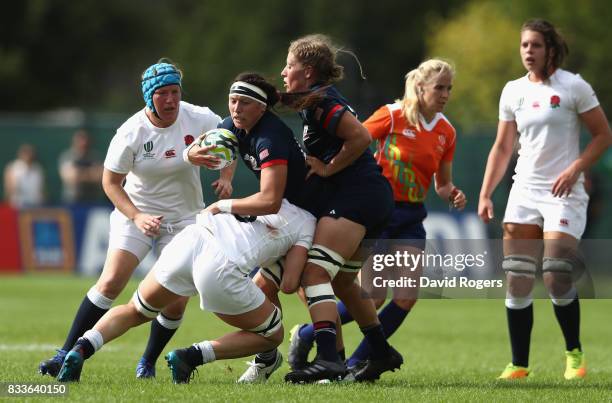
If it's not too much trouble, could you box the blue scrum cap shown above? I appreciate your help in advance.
[141,62,182,114]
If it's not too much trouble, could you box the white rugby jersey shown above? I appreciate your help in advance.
[196,199,316,274]
[104,101,221,221]
[499,69,599,189]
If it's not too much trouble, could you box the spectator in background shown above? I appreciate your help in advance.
[3,143,45,208]
[58,129,104,203]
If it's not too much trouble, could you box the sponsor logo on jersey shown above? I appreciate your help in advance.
[184,135,195,146]
[560,218,569,226]
[517,97,524,109]
[438,135,446,145]
[259,149,270,160]
[532,101,540,109]
[402,129,416,139]
[550,95,561,109]
[144,141,153,152]
[164,149,176,158]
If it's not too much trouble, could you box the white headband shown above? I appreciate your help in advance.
[229,81,268,106]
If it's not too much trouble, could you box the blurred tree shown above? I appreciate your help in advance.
[1,0,467,116]
[426,1,523,132]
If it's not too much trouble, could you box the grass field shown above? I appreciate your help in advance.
[1,275,611,402]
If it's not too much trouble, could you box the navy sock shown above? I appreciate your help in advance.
[74,337,95,360]
[142,317,178,364]
[507,304,533,367]
[313,321,338,362]
[299,302,354,345]
[338,301,354,324]
[360,323,390,359]
[62,296,109,352]
[184,345,204,367]
[348,301,410,366]
[553,298,581,351]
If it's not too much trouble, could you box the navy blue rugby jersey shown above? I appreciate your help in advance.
[219,111,308,205]
[299,84,380,181]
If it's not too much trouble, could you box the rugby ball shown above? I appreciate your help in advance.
[199,128,239,170]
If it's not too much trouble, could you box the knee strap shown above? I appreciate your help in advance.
[340,260,362,273]
[132,290,160,319]
[307,244,345,280]
[304,283,336,309]
[248,305,282,338]
[502,255,537,277]
[542,257,573,273]
[259,259,285,289]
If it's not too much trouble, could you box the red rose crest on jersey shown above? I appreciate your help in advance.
[165,149,176,158]
[184,135,195,146]
[550,95,561,108]
[560,218,569,226]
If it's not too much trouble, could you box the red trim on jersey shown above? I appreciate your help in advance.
[261,159,288,168]
[322,105,343,129]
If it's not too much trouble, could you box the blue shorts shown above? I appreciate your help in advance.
[380,202,427,247]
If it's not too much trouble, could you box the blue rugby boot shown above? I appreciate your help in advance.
[39,349,67,377]
[136,357,156,379]
[57,350,84,382]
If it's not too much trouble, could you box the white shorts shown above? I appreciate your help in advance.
[503,183,589,239]
[108,209,196,262]
[153,225,265,315]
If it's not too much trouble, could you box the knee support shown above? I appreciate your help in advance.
[502,255,537,278]
[248,305,282,338]
[132,290,161,319]
[307,244,345,280]
[259,259,285,290]
[304,283,336,309]
[340,260,362,274]
[542,257,573,273]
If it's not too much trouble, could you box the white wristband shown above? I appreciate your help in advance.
[217,199,233,213]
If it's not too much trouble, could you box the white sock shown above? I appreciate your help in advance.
[195,340,216,364]
[87,287,113,310]
[82,329,104,352]
[157,314,182,330]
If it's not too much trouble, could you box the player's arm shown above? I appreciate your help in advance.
[306,112,371,178]
[434,161,466,210]
[213,159,237,199]
[102,168,161,236]
[206,164,287,215]
[551,106,612,197]
[280,245,309,294]
[478,120,517,222]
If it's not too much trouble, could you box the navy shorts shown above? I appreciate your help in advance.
[379,202,427,249]
[308,172,394,240]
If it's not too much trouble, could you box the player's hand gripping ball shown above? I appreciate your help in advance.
[199,128,238,170]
